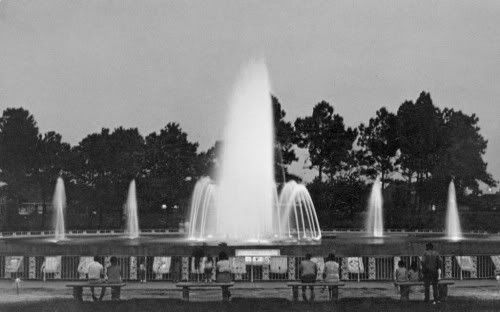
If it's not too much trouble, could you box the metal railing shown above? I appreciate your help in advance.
[1,255,497,282]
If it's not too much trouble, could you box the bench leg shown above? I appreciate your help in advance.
[399,286,410,300]
[331,286,339,302]
[292,286,298,302]
[221,286,230,302]
[73,287,83,301]
[438,285,448,301]
[182,287,189,301]
[111,287,121,300]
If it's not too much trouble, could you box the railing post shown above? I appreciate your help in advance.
[341,258,349,280]
[445,256,452,279]
[471,256,478,279]
[181,257,189,281]
[129,256,137,280]
[368,257,376,280]
[262,261,270,281]
[29,257,36,279]
[287,257,295,280]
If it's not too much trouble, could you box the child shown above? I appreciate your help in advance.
[139,259,147,283]
[395,260,408,282]
[408,261,420,281]
[395,260,409,299]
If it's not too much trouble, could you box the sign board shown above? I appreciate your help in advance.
[235,249,280,265]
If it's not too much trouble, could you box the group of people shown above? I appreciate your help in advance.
[83,242,442,303]
[85,256,122,301]
[395,242,443,303]
[298,242,443,304]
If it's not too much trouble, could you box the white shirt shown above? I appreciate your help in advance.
[88,261,103,279]
[217,260,231,273]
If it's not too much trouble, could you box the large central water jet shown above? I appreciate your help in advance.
[188,61,321,242]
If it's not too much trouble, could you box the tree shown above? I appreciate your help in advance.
[143,123,199,213]
[358,107,400,186]
[396,92,443,185]
[0,108,39,201]
[272,95,298,183]
[431,109,496,198]
[295,101,357,181]
[35,131,71,228]
[196,140,222,180]
[72,127,145,227]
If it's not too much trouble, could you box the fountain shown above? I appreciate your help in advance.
[187,61,321,243]
[188,178,321,242]
[445,180,463,241]
[52,177,66,241]
[366,177,383,237]
[124,180,140,239]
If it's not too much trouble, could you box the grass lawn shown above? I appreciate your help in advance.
[1,297,500,312]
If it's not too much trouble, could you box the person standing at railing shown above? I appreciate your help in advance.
[216,251,232,300]
[106,257,122,300]
[299,253,318,302]
[421,242,442,304]
[321,253,339,300]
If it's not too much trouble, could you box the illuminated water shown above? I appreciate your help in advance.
[445,180,463,241]
[366,177,383,237]
[52,177,66,241]
[188,61,321,242]
[124,180,140,239]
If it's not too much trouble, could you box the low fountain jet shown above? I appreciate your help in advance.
[53,177,66,241]
[124,180,140,239]
[445,180,463,241]
[366,177,384,237]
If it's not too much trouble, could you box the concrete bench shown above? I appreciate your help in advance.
[66,282,126,301]
[287,282,345,301]
[394,280,454,300]
[175,282,235,302]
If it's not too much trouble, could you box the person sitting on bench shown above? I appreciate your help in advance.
[300,253,318,302]
[216,251,232,299]
[106,257,122,300]
[88,256,106,301]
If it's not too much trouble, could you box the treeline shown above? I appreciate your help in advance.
[0,91,496,231]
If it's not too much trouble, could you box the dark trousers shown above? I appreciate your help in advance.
[301,274,316,301]
[90,286,106,300]
[423,272,439,302]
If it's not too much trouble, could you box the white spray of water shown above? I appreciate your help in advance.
[52,177,66,241]
[366,177,384,237]
[124,180,140,239]
[445,180,463,241]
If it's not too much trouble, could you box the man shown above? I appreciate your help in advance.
[88,256,106,301]
[299,253,318,302]
[421,243,442,303]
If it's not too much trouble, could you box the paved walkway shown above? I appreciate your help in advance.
[1,279,500,304]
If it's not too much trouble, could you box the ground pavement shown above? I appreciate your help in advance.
[1,280,500,311]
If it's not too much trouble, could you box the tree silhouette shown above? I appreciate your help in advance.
[295,101,357,181]
[358,107,400,186]
[272,95,297,183]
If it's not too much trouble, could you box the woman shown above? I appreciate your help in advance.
[216,251,232,300]
[322,253,340,300]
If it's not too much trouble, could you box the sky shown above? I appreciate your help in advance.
[0,0,499,187]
